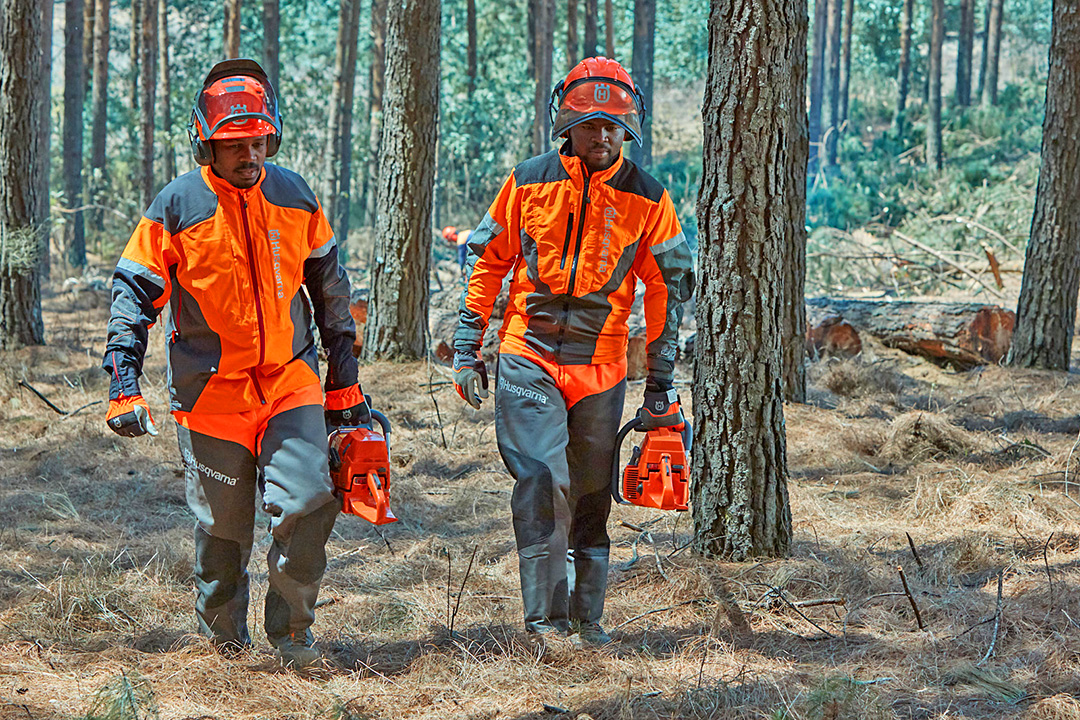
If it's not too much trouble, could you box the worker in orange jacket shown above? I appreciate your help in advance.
[452,57,694,646]
[102,59,367,669]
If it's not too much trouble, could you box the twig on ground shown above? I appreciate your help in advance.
[373,526,394,555]
[891,230,1005,298]
[61,400,103,418]
[751,583,837,638]
[611,599,703,631]
[905,532,924,570]
[445,549,452,634]
[979,569,1005,666]
[426,358,449,450]
[18,381,66,415]
[449,545,479,636]
[1043,533,1054,601]
[792,598,846,609]
[897,566,926,630]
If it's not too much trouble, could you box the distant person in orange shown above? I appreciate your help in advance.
[101,59,367,670]
[443,225,472,278]
[451,57,694,647]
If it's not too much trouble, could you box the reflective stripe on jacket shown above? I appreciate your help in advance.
[103,163,359,414]
[455,145,694,385]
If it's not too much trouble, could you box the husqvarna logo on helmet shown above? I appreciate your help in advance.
[594,83,611,103]
[229,104,249,125]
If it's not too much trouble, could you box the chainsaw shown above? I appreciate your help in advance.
[611,415,692,511]
[328,407,398,525]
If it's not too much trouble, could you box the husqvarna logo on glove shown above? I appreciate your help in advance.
[654,401,666,411]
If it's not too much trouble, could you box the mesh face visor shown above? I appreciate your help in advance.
[194,75,280,141]
[550,78,643,146]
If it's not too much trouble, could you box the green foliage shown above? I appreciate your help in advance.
[83,672,159,720]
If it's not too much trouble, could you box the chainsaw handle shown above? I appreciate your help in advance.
[611,416,643,505]
[370,408,390,448]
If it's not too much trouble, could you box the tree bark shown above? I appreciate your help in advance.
[807,0,826,170]
[566,0,578,67]
[362,0,439,361]
[838,0,852,124]
[981,0,1003,107]
[1008,1,1080,371]
[629,0,655,168]
[604,0,613,57]
[0,0,48,347]
[158,0,174,181]
[89,0,109,230]
[363,0,387,229]
[224,0,240,58]
[956,0,974,106]
[893,0,913,139]
[127,0,140,156]
[327,0,361,247]
[139,0,156,209]
[782,0,808,403]
[693,0,793,560]
[82,0,94,88]
[466,0,477,97]
[38,0,52,281]
[822,0,841,167]
[583,0,597,57]
[263,0,279,91]
[977,0,990,100]
[926,0,943,170]
[528,0,554,156]
[63,0,86,268]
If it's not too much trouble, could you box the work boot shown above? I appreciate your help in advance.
[568,620,612,648]
[272,629,320,670]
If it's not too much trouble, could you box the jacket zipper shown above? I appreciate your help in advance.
[559,212,575,270]
[567,173,590,294]
[239,194,267,404]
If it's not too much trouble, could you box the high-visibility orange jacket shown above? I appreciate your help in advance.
[454,145,694,386]
[103,164,359,414]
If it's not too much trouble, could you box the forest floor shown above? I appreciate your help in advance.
[1,267,1080,720]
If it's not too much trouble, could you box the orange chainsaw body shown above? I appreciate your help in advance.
[617,425,690,511]
[328,425,398,525]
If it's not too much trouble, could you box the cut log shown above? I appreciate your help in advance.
[806,314,862,358]
[806,297,1015,368]
[626,334,647,380]
[350,299,368,357]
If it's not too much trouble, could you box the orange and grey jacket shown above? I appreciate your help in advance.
[454,145,694,386]
[103,164,359,414]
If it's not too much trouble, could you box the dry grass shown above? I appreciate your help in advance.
[1,284,1080,718]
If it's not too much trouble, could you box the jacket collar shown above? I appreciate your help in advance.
[558,141,625,185]
[202,163,267,196]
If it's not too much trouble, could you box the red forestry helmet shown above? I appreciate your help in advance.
[549,57,646,146]
[188,58,283,166]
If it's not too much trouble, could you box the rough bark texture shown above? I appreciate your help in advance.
[263,0,280,91]
[808,298,1016,367]
[837,0,852,124]
[893,0,913,139]
[807,0,826,170]
[224,0,240,58]
[604,0,613,57]
[0,0,48,347]
[782,0,808,403]
[926,0,943,169]
[39,0,52,281]
[821,0,841,167]
[528,0,554,156]
[977,0,990,100]
[692,0,793,560]
[583,0,597,57]
[88,0,108,229]
[362,0,439,361]
[363,0,387,228]
[63,0,86,268]
[82,0,94,89]
[566,0,578,67]
[128,0,139,148]
[981,0,1003,107]
[327,0,361,247]
[956,0,974,106]
[466,0,477,97]
[1008,1,1080,370]
[138,0,156,208]
[158,0,173,181]
[629,0,655,169]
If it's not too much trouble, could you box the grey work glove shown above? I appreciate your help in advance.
[453,351,489,410]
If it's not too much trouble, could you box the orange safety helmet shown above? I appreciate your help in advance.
[549,57,646,146]
[188,58,282,166]
[442,226,458,241]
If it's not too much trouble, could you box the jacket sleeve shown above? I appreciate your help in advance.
[304,203,359,392]
[633,189,695,390]
[102,215,174,400]
[453,172,521,354]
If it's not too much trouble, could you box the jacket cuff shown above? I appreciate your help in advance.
[324,384,364,411]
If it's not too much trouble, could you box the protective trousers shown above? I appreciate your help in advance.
[495,351,626,634]
[174,383,339,647]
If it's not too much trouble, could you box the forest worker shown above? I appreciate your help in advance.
[101,59,368,669]
[451,57,694,647]
[442,225,473,276]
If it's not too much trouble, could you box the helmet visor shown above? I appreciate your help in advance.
[195,74,280,141]
[551,78,642,145]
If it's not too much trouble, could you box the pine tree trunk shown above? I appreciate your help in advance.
[263,0,280,91]
[82,0,94,88]
[956,0,974,106]
[139,0,156,208]
[604,0,613,57]
[224,0,240,57]
[807,0,826,170]
[0,0,48,348]
[782,0,808,403]
[981,0,1003,107]
[822,0,841,167]
[528,0,554,156]
[38,0,52,281]
[89,0,109,231]
[693,0,793,560]
[566,0,578,67]
[838,0,852,123]
[363,0,387,229]
[466,0,477,97]
[362,0,439,361]
[326,0,361,248]
[1008,2,1080,371]
[63,0,86,268]
[630,0,655,168]
[893,0,913,139]
[977,0,990,100]
[158,0,174,181]
[583,0,597,57]
[926,0,943,169]
[127,0,140,152]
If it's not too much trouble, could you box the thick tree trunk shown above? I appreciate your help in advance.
[629,0,655,168]
[981,0,1003,107]
[528,0,554,156]
[362,0,439,361]
[127,0,139,156]
[263,0,279,91]
[466,0,477,97]
[838,0,852,124]
[224,0,240,58]
[1008,2,1080,371]
[63,0,86,268]
[363,0,387,229]
[327,0,361,247]
[956,0,974,106]
[893,0,913,139]
[82,0,94,88]
[139,0,156,209]
[566,0,578,67]
[37,0,52,281]
[926,0,943,170]
[821,0,841,167]
[977,0,990,100]
[807,298,1016,367]
[782,0,808,403]
[158,0,174,181]
[604,0,613,57]
[0,0,48,347]
[807,0,826,170]
[693,0,793,560]
[583,0,597,57]
[89,0,109,230]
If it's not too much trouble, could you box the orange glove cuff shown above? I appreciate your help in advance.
[325,384,364,411]
[107,395,154,423]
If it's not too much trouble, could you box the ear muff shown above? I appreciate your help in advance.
[188,110,214,166]
[265,119,282,158]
